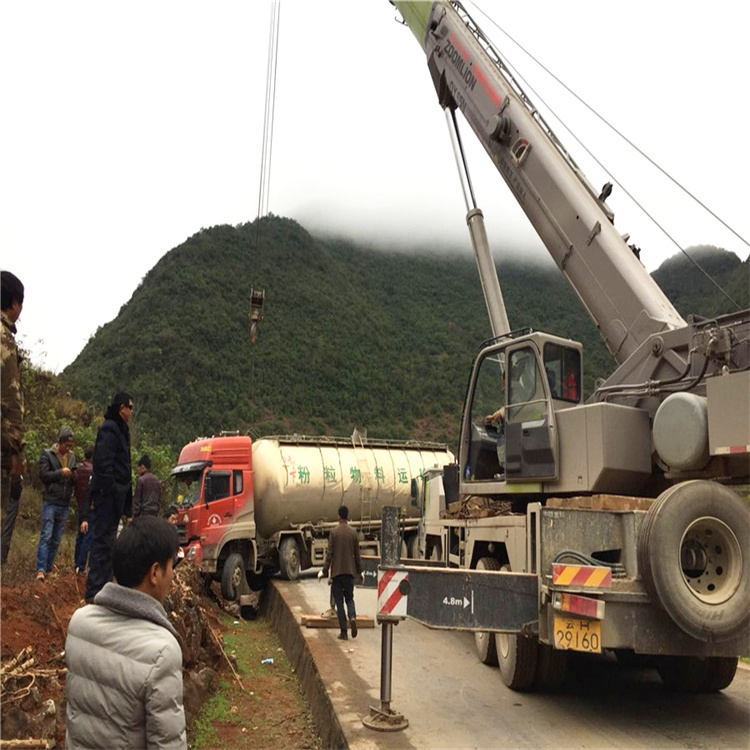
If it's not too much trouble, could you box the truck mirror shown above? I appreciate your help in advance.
[410,477,419,506]
[203,476,212,505]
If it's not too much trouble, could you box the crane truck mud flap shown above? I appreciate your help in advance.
[638,480,750,643]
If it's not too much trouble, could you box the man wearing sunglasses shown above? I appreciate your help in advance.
[85,391,134,603]
[66,515,185,749]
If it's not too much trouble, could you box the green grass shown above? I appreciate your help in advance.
[191,684,236,749]
[190,612,320,750]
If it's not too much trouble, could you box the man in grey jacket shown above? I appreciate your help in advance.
[319,505,363,640]
[65,515,186,749]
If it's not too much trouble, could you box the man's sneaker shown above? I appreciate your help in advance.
[350,618,358,638]
[35,570,45,582]
[337,633,348,640]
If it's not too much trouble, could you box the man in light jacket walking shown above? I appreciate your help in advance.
[65,515,186,749]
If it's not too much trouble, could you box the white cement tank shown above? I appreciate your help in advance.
[251,436,454,539]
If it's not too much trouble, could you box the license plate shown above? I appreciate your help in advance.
[553,615,601,653]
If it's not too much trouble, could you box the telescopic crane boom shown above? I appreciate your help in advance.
[393,0,688,372]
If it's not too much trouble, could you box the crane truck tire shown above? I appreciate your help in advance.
[534,642,567,691]
[638,480,749,643]
[221,552,245,601]
[279,537,301,581]
[474,557,501,665]
[495,564,538,691]
[655,655,738,693]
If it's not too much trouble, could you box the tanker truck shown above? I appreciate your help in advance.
[170,433,453,598]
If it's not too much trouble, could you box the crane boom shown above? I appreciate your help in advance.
[393,0,686,366]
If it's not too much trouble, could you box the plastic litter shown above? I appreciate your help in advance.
[261,658,274,665]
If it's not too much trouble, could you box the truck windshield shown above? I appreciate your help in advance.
[171,471,203,509]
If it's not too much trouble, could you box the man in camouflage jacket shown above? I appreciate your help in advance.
[1,271,25,561]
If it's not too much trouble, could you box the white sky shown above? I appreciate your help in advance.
[1,0,748,373]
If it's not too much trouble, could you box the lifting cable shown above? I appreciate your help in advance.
[468,0,744,312]
[249,0,281,347]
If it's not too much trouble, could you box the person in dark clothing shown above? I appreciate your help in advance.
[319,505,363,640]
[1,476,23,564]
[133,454,162,518]
[85,392,134,602]
[73,445,94,574]
[2,271,26,565]
[36,426,78,580]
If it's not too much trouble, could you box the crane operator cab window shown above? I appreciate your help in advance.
[466,352,506,481]
[505,345,556,479]
[543,342,581,403]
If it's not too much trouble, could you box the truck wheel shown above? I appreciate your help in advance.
[656,655,707,692]
[279,537,301,581]
[474,557,500,665]
[700,657,738,692]
[534,642,567,690]
[428,539,443,563]
[495,565,538,690]
[657,655,738,692]
[407,535,419,560]
[638,481,749,642]
[248,569,272,591]
[221,552,245,601]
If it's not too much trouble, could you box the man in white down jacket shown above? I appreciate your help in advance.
[65,515,186,749]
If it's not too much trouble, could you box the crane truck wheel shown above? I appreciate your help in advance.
[698,656,738,692]
[474,557,501,666]
[221,552,246,601]
[534,642,567,691]
[495,564,538,691]
[279,537,301,581]
[407,534,419,560]
[428,539,443,563]
[638,480,749,642]
[656,655,738,692]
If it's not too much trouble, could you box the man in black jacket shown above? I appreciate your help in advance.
[85,392,134,603]
[35,426,77,580]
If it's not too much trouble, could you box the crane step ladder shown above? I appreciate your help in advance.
[352,428,374,537]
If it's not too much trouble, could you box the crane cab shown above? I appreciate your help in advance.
[459,331,582,491]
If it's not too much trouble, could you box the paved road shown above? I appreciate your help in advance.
[276,573,750,750]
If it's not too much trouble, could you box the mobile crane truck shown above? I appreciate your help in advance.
[390,0,749,692]
[171,433,452,596]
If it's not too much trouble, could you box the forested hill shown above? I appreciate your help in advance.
[61,217,748,452]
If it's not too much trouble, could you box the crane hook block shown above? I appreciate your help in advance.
[249,288,266,345]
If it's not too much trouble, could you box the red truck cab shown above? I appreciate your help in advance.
[171,435,255,573]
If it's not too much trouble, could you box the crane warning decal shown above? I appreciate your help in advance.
[552,564,612,588]
[377,569,409,619]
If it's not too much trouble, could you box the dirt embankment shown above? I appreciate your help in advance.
[0,562,229,748]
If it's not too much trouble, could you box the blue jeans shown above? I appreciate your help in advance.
[74,511,93,571]
[36,502,69,574]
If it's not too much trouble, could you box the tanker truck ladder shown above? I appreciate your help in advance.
[352,428,374,536]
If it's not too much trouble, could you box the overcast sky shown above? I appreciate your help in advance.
[1,0,748,373]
